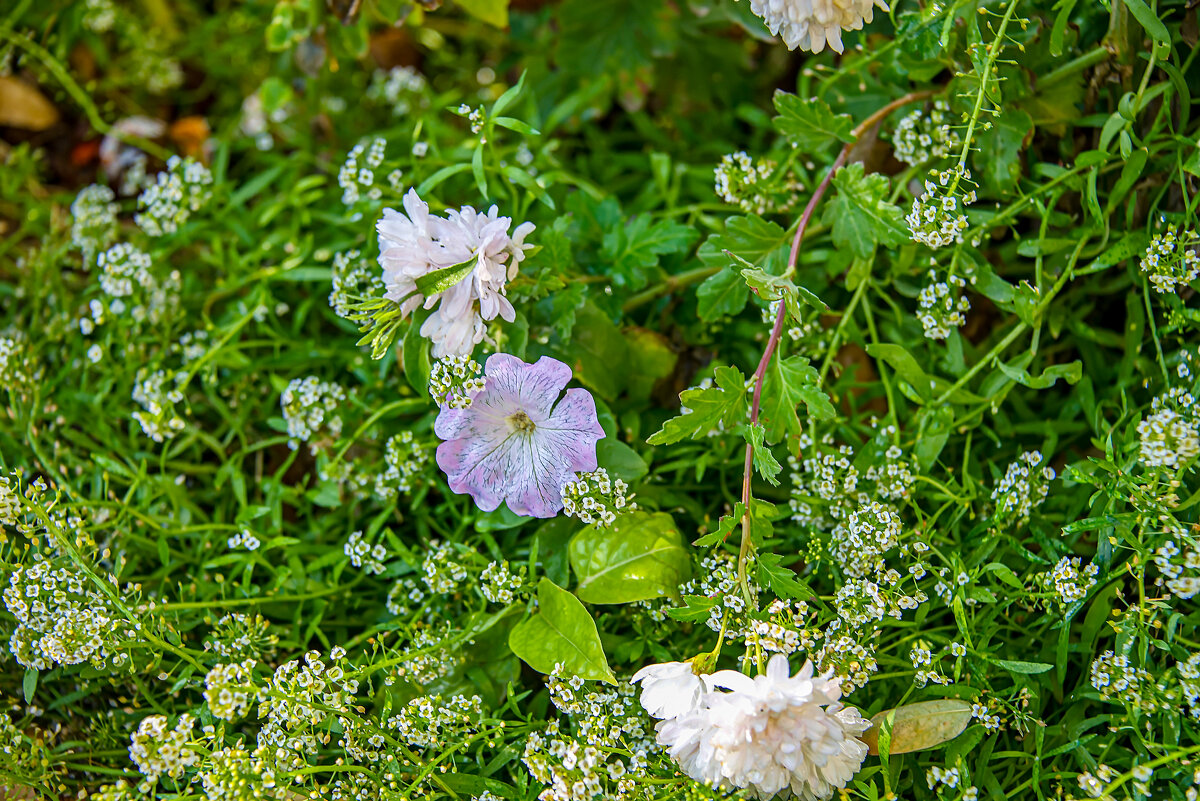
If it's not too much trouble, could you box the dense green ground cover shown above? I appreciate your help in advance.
[1,0,1199,800]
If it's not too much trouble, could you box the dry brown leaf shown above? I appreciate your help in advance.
[0,76,60,131]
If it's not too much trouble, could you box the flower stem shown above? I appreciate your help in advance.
[733,89,937,645]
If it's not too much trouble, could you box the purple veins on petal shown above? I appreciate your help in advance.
[434,354,605,518]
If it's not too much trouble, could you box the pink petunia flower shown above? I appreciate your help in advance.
[434,354,605,518]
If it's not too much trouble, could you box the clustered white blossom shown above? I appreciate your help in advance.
[0,333,38,396]
[866,441,916,500]
[429,355,486,409]
[480,560,524,604]
[909,641,952,688]
[561,468,635,527]
[132,368,187,442]
[746,598,809,655]
[344,530,388,575]
[1154,540,1200,600]
[204,658,259,720]
[393,626,462,684]
[375,188,534,357]
[203,612,278,660]
[1137,388,1199,469]
[389,693,483,749]
[1040,556,1098,609]
[280,376,347,452]
[917,269,970,340]
[227,529,260,553]
[4,557,130,670]
[714,151,800,215]
[1140,226,1199,294]
[257,649,360,758]
[747,0,889,53]
[97,243,153,298]
[129,714,199,784]
[70,184,119,261]
[367,66,427,115]
[374,431,429,499]
[338,137,387,206]
[892,100,959,166]
[971,702,1002,731]
[907,167,975,249]
[1090,650,1174,715]
[523,663,656,801]
[457,103,484,134]
[135,156,214,236]
[197,746,286,801]
[676,552,761,638]
[328,249,385,319]
[636,654,870,800]
[830,501,902,579]
[1179,652,1200,718]
[990,450,1055,526]
[422,540,470,594]
[387,577,426,616]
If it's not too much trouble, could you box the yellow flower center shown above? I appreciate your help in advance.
[508,411,536,434]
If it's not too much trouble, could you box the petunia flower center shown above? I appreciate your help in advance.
[507,411,537,434]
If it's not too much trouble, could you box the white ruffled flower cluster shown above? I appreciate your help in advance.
[1138,388,1199,469]
[429,355,486,409]
[203,658,259,720]
[561,468,635,527]
[990,450,1055,526]
[747,0,889,53]
[129,714,199,784]
[135,156,213,236]
[258,649,359,748]
[634,655,870,800]
[892,100,958,167]
[1140,226,1199,294]
[907,167,975,249]
[376,188,534,357]
[280,376,347,452]
[70,184,119,261]
[917,269,970,340]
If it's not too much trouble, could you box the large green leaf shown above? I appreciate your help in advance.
[570,512,691,604]
[862,699,973,755]
[508,578,616,683]
[456,0,511,27]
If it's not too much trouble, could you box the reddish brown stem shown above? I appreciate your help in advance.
[732,89,936,592]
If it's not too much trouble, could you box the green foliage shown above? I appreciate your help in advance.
[569,512,691,603]
[508,578,616,684]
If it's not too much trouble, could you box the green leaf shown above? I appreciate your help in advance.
[746,423,782,486]
[561,304,630,400]
[698,215,789,267]
[1121,0,1170,47]
[823,163,907,258]
[456,0,511,27]
[402,307,433,398]
[771,92,855,151]
[996,359,1082,389]
[601,215,697,290]
[596,438,648,483]
[490,70,526,117]
[696,267,750,321]
[624,328,678,402]
[647,366,748,445]
[995,659,1054,674]
[760,355,835,444]
[694,502,744,547]
[508,578,616,683]
[665,594,719,622]
[756,552,812,600]
[570,512,692,604]
[414,257,477,298]
[862,700,973,755]
[23,668,36,703]
[975,109,1032,191]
